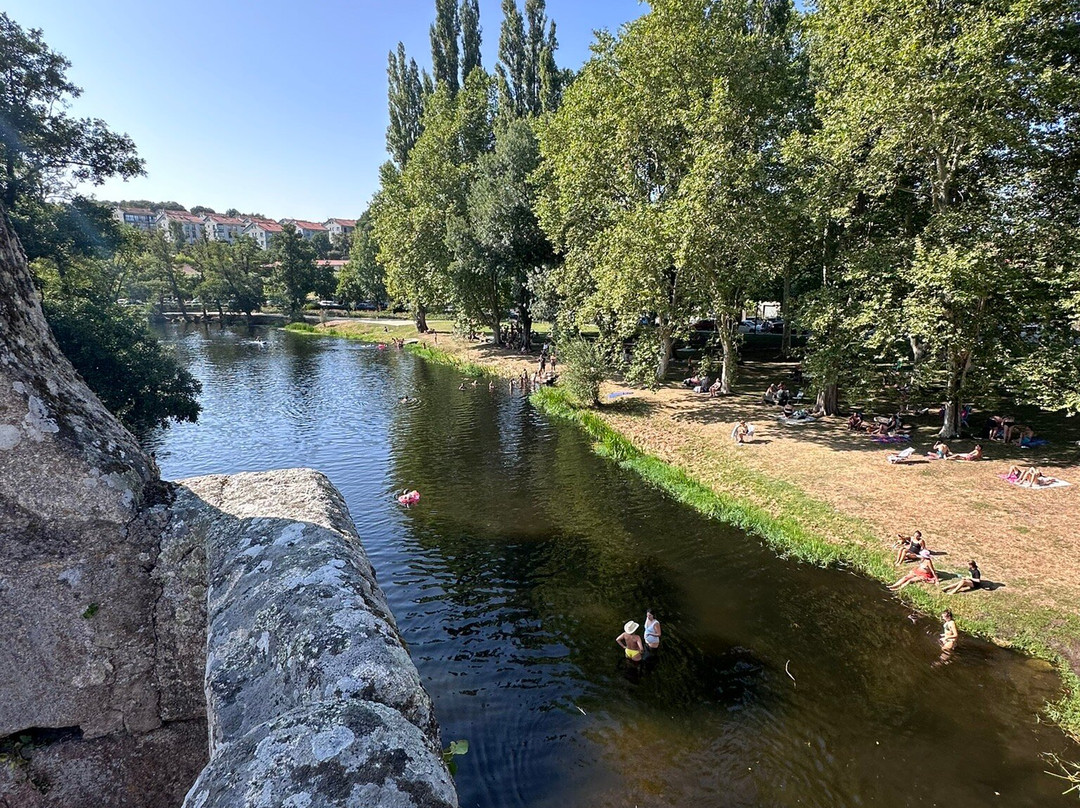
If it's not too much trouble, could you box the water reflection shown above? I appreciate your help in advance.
[147,325,1078,808]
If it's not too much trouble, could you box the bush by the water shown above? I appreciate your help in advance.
[557,339,606,406]
[44,299,201,431]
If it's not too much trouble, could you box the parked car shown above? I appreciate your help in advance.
[318,300,343,308]
[738,318,764,334]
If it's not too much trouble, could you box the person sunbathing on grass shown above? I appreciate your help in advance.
[931,441,951,459]
[888,550,938,591]
[1007,465,1047,486]
[947,444,982,461]
[894,530,925,564]
[941,560,981,594]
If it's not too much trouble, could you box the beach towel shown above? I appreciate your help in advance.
[872,434,911,444]
[1019,438,1049,448]
[607,390,634,399]
[777,415,816,425]
[999,474,1071,489]
[888,447,915,463]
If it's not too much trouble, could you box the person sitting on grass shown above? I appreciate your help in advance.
[731,421,755,444]
[947,444,983,461]
[684,373,704,389]
[894,530,925,564]
[848,412,866,431]
[776,383,791,405]
[763,383,778,404]
[941,560,981,594]
[1009,424,1036,446]
[708,377,723,397]
[932,441,951,459]
[888,549,938,591]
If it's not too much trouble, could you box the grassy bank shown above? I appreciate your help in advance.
[530,385,1080,739]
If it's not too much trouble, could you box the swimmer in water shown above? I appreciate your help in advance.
[616,620,644,662]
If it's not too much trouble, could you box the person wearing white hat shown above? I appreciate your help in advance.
[888,548,939,592]
[616,620,644,662]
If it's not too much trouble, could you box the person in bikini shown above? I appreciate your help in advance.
[894,530,925,564]
[888,549,938,591]
[616,620,644,662]
[939,610,958,653]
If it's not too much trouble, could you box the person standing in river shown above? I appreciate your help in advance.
[616,620,644,662]
[644,610,661,650]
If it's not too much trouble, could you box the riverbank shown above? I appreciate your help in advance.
[291,319,1080,739]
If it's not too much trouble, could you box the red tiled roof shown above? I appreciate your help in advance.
[160,211,203,224]
[204,214,245,225]
[246,220,284,233]
[317,259,349,267]
[325,218,357,228]
[283,219,329,232]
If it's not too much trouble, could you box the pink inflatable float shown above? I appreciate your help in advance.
[397,489,420,507]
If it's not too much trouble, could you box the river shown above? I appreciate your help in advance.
[145,324,1079,808]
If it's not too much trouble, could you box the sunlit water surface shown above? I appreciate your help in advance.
[145,324,1079,808]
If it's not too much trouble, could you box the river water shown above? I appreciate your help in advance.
[145,324,1078,808]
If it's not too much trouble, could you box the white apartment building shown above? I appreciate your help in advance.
[324,218,357,241]
[202,213,246,243]
[280,219,329,240]
[154,210,205,245]
[113,206,156,231]
[242,218,284,251]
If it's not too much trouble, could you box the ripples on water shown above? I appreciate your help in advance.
[146,324,1079,808]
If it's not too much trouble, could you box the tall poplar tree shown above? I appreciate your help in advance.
[496,0,562,117]
[386,43,427,167]
[430,0,461,94]
[460,0,482,81]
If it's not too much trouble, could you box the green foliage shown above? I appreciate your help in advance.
[386,43,428,167]
[81,603,99,619]
[269,223,325,320]
[556,338,606,406]
[0,12,143,218]
[430,0,461,94]
[337,210,387,308]
[538,0,804,383]
[799,0,1080,426]
[442,738,469,776]
[44,298,201,431]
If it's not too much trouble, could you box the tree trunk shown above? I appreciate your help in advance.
[817,383,839,416]
[656,324,674,382]
[718,318,737,394]
[938,354,966,438]
[781,267,792,357]
[414,303,428,333]
[167,270,192,323]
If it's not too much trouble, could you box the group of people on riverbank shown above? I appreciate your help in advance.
[888,530,983,656]
[615,610,662,663]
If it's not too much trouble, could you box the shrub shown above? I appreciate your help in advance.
[557,338,606,406]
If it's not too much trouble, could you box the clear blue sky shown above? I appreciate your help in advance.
[5,1,646,220]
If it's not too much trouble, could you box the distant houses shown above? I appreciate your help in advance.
[242,218,285,251]
[110,206,357,252]
[202,213,246,243]
[112,206,155,231]
[154,210,205,244]
[281,219,329,240]
[324,218,356,241]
